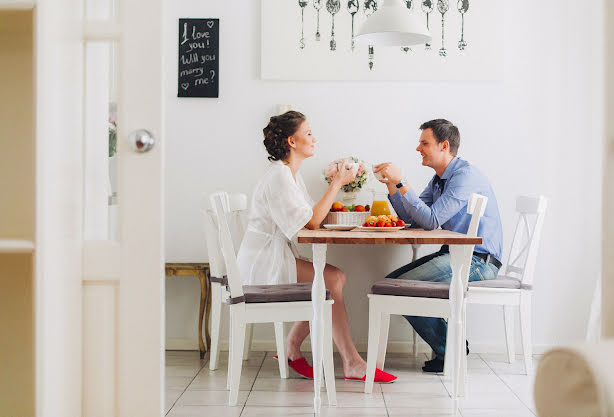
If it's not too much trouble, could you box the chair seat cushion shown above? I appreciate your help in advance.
[469,276,532,290]
[228,283,331,304]
[371,276,532,299]
[371,279,454,299]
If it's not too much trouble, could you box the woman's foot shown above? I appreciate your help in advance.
[345,368,398,383]
[342,358,368,380]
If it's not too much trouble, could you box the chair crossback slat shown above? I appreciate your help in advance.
[462,193,488,291]
[202,208,226,279]
[210,192,245,299]
[502,195,547,287]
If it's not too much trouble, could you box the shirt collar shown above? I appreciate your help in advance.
[439,156,460,180]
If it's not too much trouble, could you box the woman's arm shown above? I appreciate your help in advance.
[305,161,357,229]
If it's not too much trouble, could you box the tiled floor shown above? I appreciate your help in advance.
[165,350,539,417]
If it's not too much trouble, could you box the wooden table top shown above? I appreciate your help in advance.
[297,228,482,245]
[165,263,209,270]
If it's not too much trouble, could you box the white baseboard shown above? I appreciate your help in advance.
[166,338,556,356]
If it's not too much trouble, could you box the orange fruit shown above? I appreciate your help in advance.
[332,201,343,211]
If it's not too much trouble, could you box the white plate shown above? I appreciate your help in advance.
[357,226,405,232]
[323,224,357,231]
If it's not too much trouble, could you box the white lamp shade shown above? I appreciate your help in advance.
[356,0,432,47]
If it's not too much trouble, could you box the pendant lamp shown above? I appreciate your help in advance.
[356,0,432,46]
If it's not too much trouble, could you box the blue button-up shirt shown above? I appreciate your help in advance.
[388,157,503,260]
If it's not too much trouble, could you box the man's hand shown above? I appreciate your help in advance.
[373,162,403,185]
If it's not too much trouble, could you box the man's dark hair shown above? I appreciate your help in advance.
[419,119,460,156]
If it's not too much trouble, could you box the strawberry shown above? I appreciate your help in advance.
[385,222,393,227]
[377,220,386,227]
[397,220,405,227]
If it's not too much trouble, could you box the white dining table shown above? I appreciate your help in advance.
[297,227,482,414]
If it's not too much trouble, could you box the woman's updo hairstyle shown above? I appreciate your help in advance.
[263,111,306,162]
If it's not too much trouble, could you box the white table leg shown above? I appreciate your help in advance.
[448,245,472,399]
[311,244,327,414]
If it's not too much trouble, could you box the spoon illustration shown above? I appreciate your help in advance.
[401,0,413,53]
[348,0,359,51]
[437,0,449,57]
[457,0,469,50]
[299,0,309,49]
[364,0,377,69]
[422,0,434,50]
[314,0,323,41]
[327,0,341,51]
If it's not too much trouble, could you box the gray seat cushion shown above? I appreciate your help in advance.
[371,279,455,299]
[469,276,532,290]
[371,276,532,300]
[228,283,332,304]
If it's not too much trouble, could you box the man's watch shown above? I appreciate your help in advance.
[395,178,408,189]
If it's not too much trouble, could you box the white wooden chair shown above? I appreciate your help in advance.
[210,191,337,406]
[202,194,289,385]
[364,193,488,396]
[467,195,547,375]
[203,193,259,372]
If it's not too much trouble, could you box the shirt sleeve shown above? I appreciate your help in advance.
[393,170,474,230]
[388,179,434,226]
[265,168,314,240]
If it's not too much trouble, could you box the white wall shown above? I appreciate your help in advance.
[164,0,603,353]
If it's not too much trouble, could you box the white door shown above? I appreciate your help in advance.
[35,0,164,415]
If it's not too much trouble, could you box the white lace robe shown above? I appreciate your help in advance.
[237,162,314,285]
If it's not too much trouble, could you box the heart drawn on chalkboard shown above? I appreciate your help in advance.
[181,83,189,91]
[207,21,214,29]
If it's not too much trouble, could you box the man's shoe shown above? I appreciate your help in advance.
[422,357,444,373]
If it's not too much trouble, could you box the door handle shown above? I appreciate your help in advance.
[129,129,155,153]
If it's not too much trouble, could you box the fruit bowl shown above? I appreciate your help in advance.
[324,211,370,226]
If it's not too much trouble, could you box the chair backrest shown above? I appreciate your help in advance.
[201,192,248,280]
[461,193,488,291]
[502,195,548,287]
[210,192,244,300]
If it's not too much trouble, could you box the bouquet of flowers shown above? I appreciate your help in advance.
[323,156,369,192]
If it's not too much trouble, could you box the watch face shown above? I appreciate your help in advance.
[396,182,404,189]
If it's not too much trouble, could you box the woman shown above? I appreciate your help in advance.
[237,111,396,383]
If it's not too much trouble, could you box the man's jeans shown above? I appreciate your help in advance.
[386,250,499,360]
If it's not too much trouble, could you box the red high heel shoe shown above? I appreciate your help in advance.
[345,368,397,383]
[273,356,314,379]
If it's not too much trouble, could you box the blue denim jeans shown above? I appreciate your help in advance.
[386,250,499,360]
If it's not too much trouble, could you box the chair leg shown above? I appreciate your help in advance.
[365,299,381,394]
[412,329,419,359]
[503,305,516,364]
[443,319,452,376]
[274,322,288,379]
[519,292,533,375]
[228,306,246,406]
[459,308,467,397]
[243,323,254,361]
[377,313,390,371]
[226,309,232,390]
[323,303,337,406]
[209,284,223,370]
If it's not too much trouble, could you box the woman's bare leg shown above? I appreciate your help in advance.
[285,258,366,378]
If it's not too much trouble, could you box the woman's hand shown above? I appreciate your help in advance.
[331,160,357,186]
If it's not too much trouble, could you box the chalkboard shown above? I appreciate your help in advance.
[178,18,219,98]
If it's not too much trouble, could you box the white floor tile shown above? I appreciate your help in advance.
[381,380,449,395]
[252,377,325,392]
[165,389,184,414]
[245,390,318,407]
[320,406,388,417]
[460,408,536,417]
[240,406,315,417]
[479,354,538,376]
[388,408,459,417]
[334,391,386,408]
[166,365,203,377]
[167,405,242,417]
[176,390,249,406]
[166,376,194,391]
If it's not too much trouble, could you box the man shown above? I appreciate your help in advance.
[374,119,503,373]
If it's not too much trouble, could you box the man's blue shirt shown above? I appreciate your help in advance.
[388,157,503,260]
